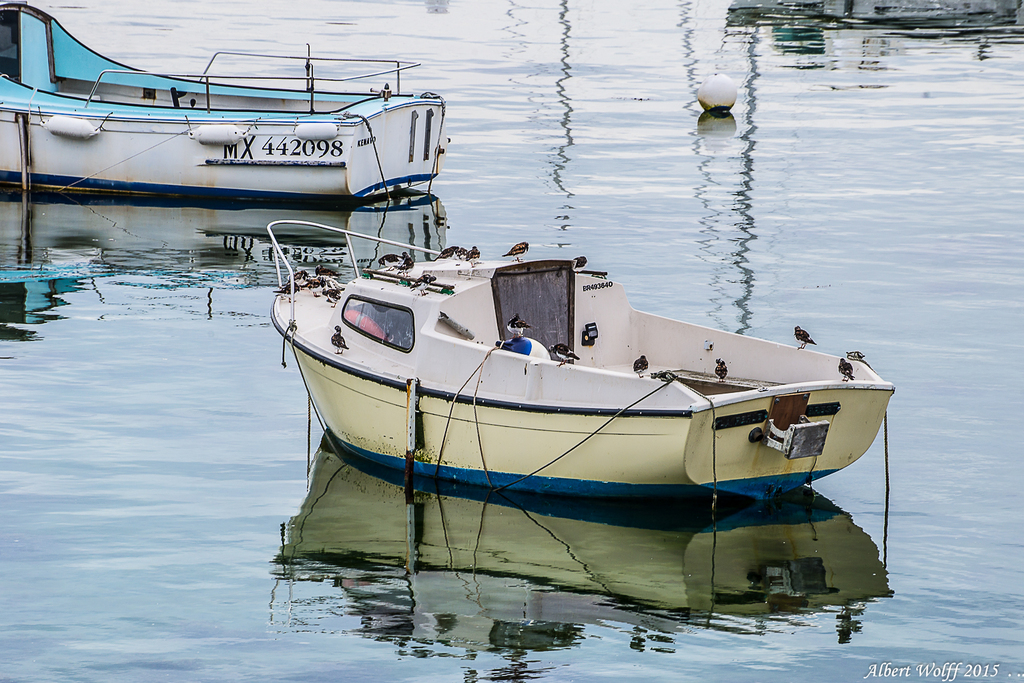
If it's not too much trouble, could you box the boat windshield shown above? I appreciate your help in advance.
[342,296,415,352]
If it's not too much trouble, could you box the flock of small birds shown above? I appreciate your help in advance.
[300,244,864,381]
[275,268,345,306]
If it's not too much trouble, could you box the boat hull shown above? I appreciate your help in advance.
[287,329,892,500]
[0,104,446,200]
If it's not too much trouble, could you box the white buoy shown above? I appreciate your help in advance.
[697,74,737,113]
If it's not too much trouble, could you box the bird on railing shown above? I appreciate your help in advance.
[549,343,580,367]
[503,242,529,261]
[411,273,437,295]
[507,314,531,338]
[838,357,855,381]
[572,256,587,271]
[396,252,415,272]
[331,326,349,354]
[633,354,648,377]
[715,358,728,382]
[378,253,401,269]
[794,326,816,350]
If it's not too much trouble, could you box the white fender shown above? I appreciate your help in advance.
[294,122,340,140]
[44,115,102,139]
[189,124,247,145]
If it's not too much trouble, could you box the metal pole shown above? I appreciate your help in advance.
[405,377,418,504]
[17,113,30,192]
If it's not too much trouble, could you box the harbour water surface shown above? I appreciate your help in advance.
[2,0,1023,680]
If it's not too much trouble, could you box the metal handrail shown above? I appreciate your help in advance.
[83,57,420,109]
[266,219,442,326]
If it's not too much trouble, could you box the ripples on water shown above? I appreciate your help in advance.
[2,0,1023,680]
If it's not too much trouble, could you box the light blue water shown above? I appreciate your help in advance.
[2,0,1023,680]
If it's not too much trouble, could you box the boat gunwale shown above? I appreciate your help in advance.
[0,78,437,122]
[272,303,894,418]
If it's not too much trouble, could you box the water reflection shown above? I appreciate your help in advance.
[270,446,891,656]
[728,0,1024,30]
[0,192,446,339]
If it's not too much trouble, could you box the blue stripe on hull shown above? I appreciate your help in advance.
[0,170,436,200]
[326,432,838,501]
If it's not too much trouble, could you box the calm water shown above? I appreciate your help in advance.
[2,0,1024,680]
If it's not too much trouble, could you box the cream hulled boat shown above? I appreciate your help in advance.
[269,222,894,500]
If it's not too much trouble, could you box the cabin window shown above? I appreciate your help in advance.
[0,9,19,82]
[342,296,415,352]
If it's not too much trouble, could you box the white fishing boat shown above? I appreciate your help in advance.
[0,4,446,199]
[268,222,894,500]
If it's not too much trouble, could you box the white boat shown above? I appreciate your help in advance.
[271,446,891,641]
[0,4,446,199]
[268,222,895,500]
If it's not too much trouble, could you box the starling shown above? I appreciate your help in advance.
[331,326,349,354]
[378,253,401,268]
[507,314,531,338]
[838,357,855,381]
[503,241,529,261]
[549,343,580,367]
[411,273,437,295]
[396,252,414,271]
[715,358,728,382]
[794,326,816,350]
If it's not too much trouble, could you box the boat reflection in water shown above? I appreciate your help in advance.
[0,191,445,340]
[270,445,892,652]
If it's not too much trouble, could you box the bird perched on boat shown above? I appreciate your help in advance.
[846,350,873,370]
[549,342,579,367]
[378,253,401,269]
[507,314,531,338]
[572,256,587,271]
[396,252,415,272]
[503,242,529,261]
[276,269,310,293]
[794,326,816,350]
[323,287,342,305]
[465,246,481,262]
[437,245,462,260]
[633,354,648,376]
[838,357,855,382]
[314,264,338,277]
[715,358,728,382]
[411,273,437,295]
[331,326,348,354]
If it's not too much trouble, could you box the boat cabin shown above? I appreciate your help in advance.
[0,3,417,113]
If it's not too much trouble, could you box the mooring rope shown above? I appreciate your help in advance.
[432,347,497,478]
[883,410,890,568]
[344,112,390,201]
[493,375,678,493]
[53,129,191,193]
